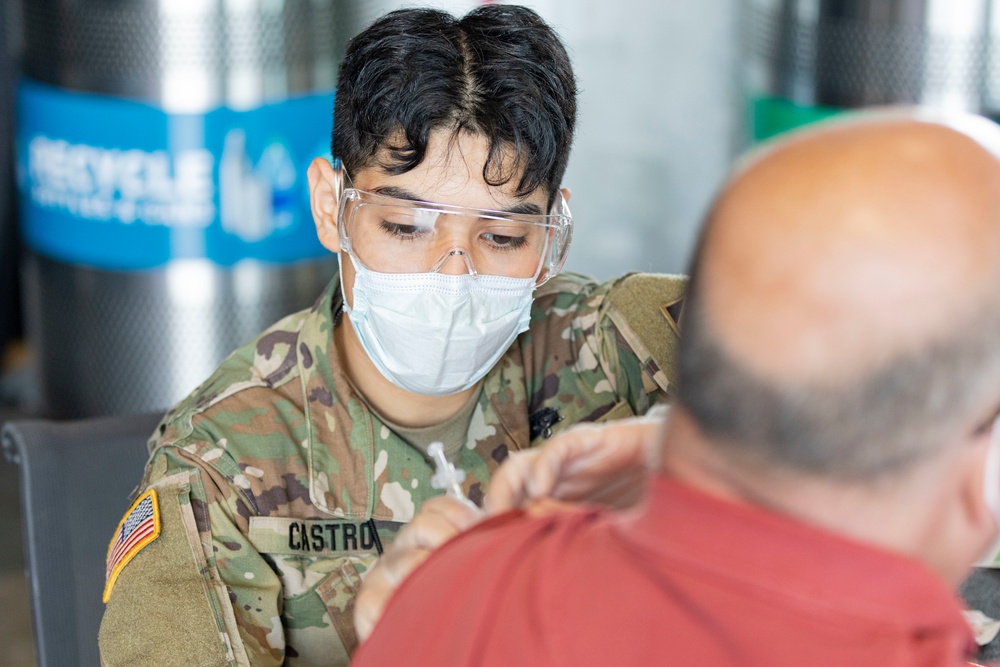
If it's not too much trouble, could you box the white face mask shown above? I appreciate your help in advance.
[341,253,535,396]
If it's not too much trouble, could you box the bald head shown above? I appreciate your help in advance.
[707,116,1000,382]
[679,111,1000,479]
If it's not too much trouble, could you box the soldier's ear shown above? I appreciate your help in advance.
[308,157,341,253]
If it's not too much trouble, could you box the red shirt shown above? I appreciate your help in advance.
[352,475,976,667]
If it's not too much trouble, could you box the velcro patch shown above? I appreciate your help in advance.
[103,489,161,603]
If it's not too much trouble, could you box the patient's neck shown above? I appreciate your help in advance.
[658,409,951,574]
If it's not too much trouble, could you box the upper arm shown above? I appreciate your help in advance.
[600,272,686,411]
[99,452,283,667]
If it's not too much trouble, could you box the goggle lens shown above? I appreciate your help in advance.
[338,188,571,282]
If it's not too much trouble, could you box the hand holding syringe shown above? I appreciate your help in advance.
[428,441,480,511]
[356,442,483,642]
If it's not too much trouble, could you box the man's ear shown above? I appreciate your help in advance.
[906,436,998,586]
[962,439,994,528]
[560,187,571,204]
[308,157,341,253]
[950,435,1000,576]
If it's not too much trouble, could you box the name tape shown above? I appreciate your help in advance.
[248,516,403,556]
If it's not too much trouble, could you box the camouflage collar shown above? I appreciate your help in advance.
[297,274,376,518]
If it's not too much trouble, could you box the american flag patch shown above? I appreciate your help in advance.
[103,489,160,603]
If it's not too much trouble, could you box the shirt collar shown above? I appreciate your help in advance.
[298,272,377,518]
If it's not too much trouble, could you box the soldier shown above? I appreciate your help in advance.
[98,5,684,667]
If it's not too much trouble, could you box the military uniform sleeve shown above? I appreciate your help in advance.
[99,445,284,667]
[599,272,687,413]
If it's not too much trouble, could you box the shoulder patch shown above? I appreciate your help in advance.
[103,489,161,603]
[606,273,688,393]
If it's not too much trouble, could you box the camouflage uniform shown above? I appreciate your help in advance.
[99,271,685,667]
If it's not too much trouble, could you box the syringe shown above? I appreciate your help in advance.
[428,442,479,510]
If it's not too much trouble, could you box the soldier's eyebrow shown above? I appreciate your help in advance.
[371,186,543,216]
[371,186,422,202]
[504,202,544,216]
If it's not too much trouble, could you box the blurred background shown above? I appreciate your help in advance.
[4,0,998,664]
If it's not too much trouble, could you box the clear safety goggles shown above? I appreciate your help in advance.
[335,171,573,284]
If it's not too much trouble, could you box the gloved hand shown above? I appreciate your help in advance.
[484,405,669,515]
[354,495,483,643]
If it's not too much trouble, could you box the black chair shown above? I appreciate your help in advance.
[2,413,163,667]
[961,568,1000,661]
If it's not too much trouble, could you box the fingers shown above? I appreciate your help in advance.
[354,495,483,643]
[523,497,579,517]
[483,449,542,514]
[392,495,483,552]
[577,465,648,508]
[484,430,606,514]
[485,416,666,514]
[354,564,394,642]
[524,430,597,499]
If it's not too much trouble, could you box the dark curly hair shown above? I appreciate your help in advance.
[332,5,577,200]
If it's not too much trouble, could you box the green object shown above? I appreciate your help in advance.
[751,96,843,143]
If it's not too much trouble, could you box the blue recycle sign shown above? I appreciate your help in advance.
[16,79,334,271]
